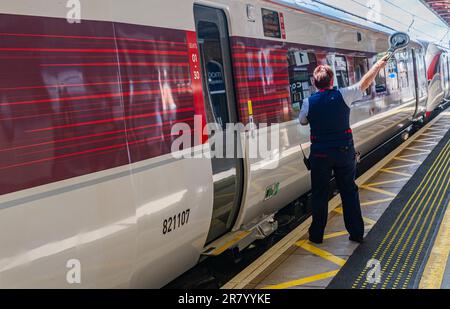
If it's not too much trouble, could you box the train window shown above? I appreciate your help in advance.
[354,57,371,95]
[416,51,428,97]
[397,51,410,89]
[287,50,318,112]
[387,58,400,91]
[374,54,387,93]
[261,8,281,38]
[334,56,350,88]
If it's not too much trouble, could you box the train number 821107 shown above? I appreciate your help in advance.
[163,209,190,235]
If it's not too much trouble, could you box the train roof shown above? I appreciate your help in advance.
[265,0,424,47]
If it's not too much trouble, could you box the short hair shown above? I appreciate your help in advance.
[313,65,334,90]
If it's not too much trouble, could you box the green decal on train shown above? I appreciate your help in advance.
[265,182,280,201]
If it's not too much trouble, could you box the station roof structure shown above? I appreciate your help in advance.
[421,0,450,26]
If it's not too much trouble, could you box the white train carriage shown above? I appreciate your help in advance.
[0,0,445,288]
[423,42,450,116]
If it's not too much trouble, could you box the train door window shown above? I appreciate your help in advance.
[447,56,450,89]
[334,56,349,88]
[397,52,410,89]
[354,57,371,95]
[287,50,317,112]
[387,58,399,91]
[374,54,387,93]
[416,51,427,97]
[194,5,244,244]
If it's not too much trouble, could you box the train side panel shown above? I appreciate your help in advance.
[0,1,214,288]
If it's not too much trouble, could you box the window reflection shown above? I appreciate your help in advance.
[334,55,350,88]
[287,50,317,112]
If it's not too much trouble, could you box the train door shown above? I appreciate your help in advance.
[194,5,244,244]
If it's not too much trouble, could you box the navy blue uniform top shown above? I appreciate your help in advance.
[299,84,364,149]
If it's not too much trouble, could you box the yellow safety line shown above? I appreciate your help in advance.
[417,137,443,142]
[365,178,410,187]
[296,241,347,267]
[333,207,377,226]
[407,147,434,152]
[261,270,340,290]
[380,169,413,177]
[393,157,422,164]
[324,231,349,240]
[413,141,439,146]
[426,128,448,133]
[360,185,397,197]
[398,152,431,159]
[361,198,395,206]
[355,141,450,288]
[386,163,421,170]
[210,231,251,256]
[415,138,439,143]
[419,202,450,289]
[420,133,443,137]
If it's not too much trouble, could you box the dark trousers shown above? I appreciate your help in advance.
[309,145,364,242]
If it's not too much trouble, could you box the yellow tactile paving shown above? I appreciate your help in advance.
[420,200,450,289]
[353,141,450,289]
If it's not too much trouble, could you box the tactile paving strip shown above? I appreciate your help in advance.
[329,129,450,289]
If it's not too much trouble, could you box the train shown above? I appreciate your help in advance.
[0,0,448,288]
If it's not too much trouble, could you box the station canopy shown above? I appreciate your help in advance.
[421,0,450,26]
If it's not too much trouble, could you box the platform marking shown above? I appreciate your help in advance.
[387,156,449,289]
[261,270,340,290]
[413,140,439,146]
[355,140,449,288]
[386,145,449,289]
[373,144,449,289]
[400,158,449,289]
[379,169,412,177]
[417,137,443,142]
[209,231,251,256]
[364,178,410,187]
[360,198,395,206]
[353,141,449,289]
[406,147,435,152]
[384,163,420,170]
[398,152,431,159]
[324,231,349,240]
[333,207,377,226]
[422,133,444,138]
[360,185,397,197]
[393,157,422,164]
[296,241,347,267]
[419,201,450,289]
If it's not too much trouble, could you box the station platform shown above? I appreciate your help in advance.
[223,109,450,290]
